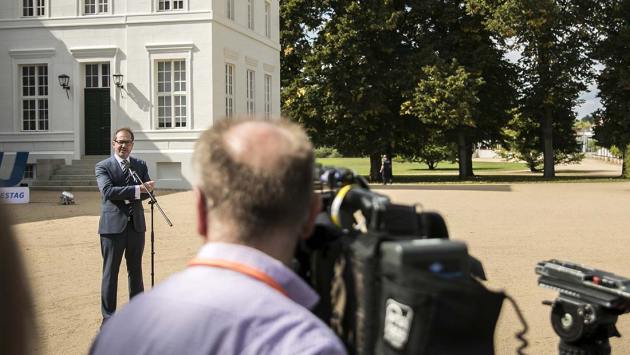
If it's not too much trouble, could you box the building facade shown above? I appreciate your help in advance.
[0,0,280,189]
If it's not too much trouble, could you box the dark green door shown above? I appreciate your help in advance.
[85,89,111,155]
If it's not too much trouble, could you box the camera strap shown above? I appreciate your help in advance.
[188,258,289,298]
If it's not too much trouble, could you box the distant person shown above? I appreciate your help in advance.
[380,154,392,185]
[95,127,154,326]
[89,118,347,355]
[0,206,37,355]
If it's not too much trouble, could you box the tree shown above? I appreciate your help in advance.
[591,0,630,178]
[398,0,518,179]
[406,130,457,170]
[402,59,483,179]
[281,0,517,181]
[581,114,594,124]
[281,0,423,182]
[500,107,584,172]
[468,0,595,177]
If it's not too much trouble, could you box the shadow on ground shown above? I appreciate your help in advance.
[6,189,185,225]
[371,175,628,185]
[371,184,513,192]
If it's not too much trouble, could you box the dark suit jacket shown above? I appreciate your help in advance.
[96,156,151,234]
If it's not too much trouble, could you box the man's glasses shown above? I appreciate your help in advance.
[114,140,134,146]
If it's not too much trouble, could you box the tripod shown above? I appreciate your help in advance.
[128,168,173,287]
[549,296,621,355]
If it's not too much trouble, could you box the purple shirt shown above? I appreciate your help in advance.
[90,242,347,355]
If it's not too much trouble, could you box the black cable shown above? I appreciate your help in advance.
[505,294,529,355]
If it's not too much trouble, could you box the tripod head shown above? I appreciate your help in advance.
[536,260,630,355]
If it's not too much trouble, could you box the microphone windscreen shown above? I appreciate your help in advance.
[124,162,133,170]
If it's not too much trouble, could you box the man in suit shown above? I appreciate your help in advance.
[90,119,346,355]
[96,127,154,325]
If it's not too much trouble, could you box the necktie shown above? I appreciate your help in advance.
[121,160,133,216]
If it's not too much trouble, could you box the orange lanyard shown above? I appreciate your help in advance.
[188,258,288,298]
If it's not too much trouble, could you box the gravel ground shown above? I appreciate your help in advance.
[5,158,629,355]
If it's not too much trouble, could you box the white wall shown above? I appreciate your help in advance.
[0,0,280,189]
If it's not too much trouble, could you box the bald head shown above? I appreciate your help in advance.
[194,118,315,240]
[224,121,294,172]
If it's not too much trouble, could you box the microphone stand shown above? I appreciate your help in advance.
[127,165,173,288]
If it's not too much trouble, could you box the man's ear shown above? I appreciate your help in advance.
[194,187,208,239]
[299,193,322,239]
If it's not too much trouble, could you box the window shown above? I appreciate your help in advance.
[158,0,184,11]
[264,75,271,119]
[157,60,187,128]
[23,165,36,179]
[247,70,255,117]
[23,0,45,17]
[226,0,234,20]
[225,64,235,118]
[85,63,110,88]
[265,2,271,38]
[247,0,254,30]
[21,65,48,131]
[85,0,108,14]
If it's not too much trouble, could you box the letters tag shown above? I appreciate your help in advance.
[0,187,30,204]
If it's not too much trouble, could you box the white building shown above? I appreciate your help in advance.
[0,0,280,189]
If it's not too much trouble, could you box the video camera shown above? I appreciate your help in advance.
[294,165,517,355]
[536,259,630,354]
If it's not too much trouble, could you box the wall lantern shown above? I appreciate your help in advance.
[113,74,124,89]
[113,74,126,98]
[58,74,70,99]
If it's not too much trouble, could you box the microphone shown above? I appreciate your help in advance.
[124,161,138,183]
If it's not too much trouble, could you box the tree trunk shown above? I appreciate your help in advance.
[466,143,475,177]
[370,154,381,182]
[623,145,630,179]
[542,106,555,178]
[457,128,468,180]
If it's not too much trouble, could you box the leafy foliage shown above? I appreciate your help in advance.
[281,0,517,181]
[314,146,344,158]
[591,0,630,177]
[468,0,595,177]
[401,59,483,177]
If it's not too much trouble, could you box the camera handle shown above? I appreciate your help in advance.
[546,296,620,355]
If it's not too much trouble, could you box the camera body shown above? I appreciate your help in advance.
[294,166,505,355]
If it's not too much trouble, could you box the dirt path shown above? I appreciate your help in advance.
[6,158,629,355]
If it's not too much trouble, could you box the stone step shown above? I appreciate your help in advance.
[72,157,109,165]
[44,174,96,181]
[33,179,98,186]
[81,155,109,160]
[57,163,96,170]
[56,166,96,174]
[30,186,100,192]
[54,170,98,176]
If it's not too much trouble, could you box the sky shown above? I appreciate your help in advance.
[576,82,601,119]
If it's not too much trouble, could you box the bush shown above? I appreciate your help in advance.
[329,149,344,158]
[314,146,343,158]
[610,145,622,158]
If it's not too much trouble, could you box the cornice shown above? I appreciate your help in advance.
[70,46,118,59]
[9,48,56,59]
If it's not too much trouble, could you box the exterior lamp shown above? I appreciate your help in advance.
[113,74,126,98]
[113,74,124,89]
[58,74,70,99]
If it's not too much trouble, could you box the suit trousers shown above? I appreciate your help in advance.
[100,220,145,319]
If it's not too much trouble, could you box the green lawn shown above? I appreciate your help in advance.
[316,157,528,175]
[315,157,628,184]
